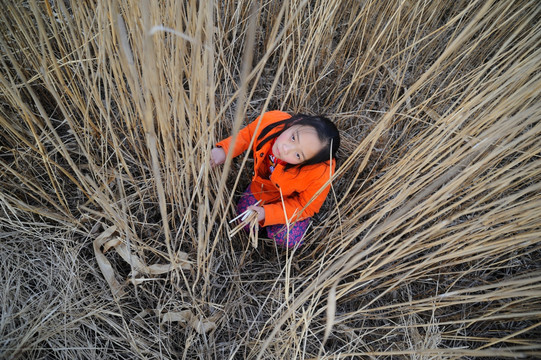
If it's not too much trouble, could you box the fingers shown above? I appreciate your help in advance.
[247,205,265,222]
[210,147,226,167]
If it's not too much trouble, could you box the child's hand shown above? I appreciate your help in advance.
[247,205,265,222]
[210,147,226,167]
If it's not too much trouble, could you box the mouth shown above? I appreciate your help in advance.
[274,143,280,158]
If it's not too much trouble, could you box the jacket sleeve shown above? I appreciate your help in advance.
[262,163,334,226]
[215,110,291,157]
[215,112,269,157]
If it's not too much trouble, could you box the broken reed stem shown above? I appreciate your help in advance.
[229,199,261,223]
[248,212,260,249]
[228,210,259,240]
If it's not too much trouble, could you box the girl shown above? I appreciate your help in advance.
[211,110,340,248]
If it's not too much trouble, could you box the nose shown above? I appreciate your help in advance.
[282,143,291,154]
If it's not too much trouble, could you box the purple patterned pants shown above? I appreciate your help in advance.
[236,186,310,248]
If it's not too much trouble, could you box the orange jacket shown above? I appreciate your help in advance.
[216,111,335,226]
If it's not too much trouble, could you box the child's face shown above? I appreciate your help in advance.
[272,125,324,164]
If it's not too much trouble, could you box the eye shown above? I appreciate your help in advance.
[296,153,301,160]
[291,134,295,141]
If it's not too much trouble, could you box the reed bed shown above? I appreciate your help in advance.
[1,0,540,358]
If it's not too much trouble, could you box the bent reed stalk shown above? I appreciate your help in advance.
[1,0,540,359]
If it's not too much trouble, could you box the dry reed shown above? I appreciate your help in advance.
[1,0,540,359]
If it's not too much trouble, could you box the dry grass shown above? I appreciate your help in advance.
[1,0,540,359]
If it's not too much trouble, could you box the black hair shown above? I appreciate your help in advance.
[256,113,340,171]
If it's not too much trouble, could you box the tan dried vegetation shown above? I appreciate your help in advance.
[1,0,540,359]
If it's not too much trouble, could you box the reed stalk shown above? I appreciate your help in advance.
[1,0,539,358]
